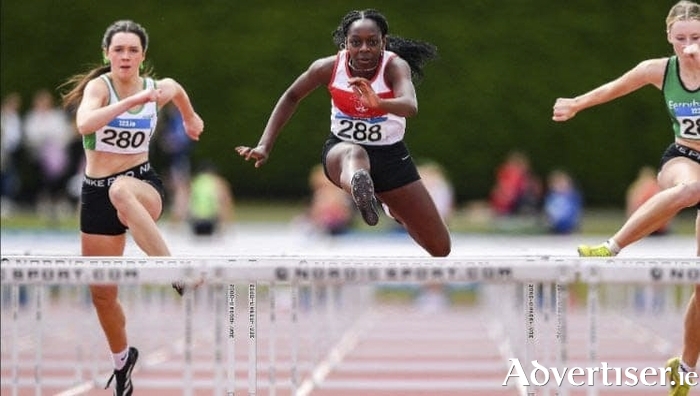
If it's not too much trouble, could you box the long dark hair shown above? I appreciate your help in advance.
[60,20,153,111]
[332,9,438,81]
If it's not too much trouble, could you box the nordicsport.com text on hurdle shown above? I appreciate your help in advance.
[502,359,699,388]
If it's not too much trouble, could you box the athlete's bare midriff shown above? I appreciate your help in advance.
[676,137,700,152]
[84,150,150,178]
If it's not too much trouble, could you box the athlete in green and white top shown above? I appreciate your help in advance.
[82,74,158,154]
[60,19,205,396]
[552,2,699,394]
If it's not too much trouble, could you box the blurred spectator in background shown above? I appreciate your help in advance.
[157,103,193,222]
[417,160,455,223]
[23,88,73,221]
[188,160,234,236]
[63,132,86,210]
[1,92,23,217]
[543,169,582,234]
[490,150,542,216]
[626,166,670,235]
[303,163,354,236]
[61,98,86,210]
[383,160,455,232]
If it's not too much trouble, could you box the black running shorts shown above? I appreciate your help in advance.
[321,134,420,193]
[659,143,700,210]
[660,143,700,167]
[80,162,165,235]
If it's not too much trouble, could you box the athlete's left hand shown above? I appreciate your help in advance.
[183,112,204,141]
[348,77,381,108]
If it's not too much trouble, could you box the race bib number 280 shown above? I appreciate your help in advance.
[100,118,152,150]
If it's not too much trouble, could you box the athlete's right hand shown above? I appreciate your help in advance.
[235,145,269,168]
[133,88,160,105]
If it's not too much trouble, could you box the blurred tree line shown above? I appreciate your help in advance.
[1,0,676,206]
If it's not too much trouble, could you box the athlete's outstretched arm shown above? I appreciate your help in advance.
[552,58,666,122]
[236,56,333,168]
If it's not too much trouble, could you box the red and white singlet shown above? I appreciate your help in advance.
[327,50,406,145]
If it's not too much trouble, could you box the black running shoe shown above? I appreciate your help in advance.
[172,277,205,296]
[351,170,379,226]
[172,281,185,296]
[105,347,138,396]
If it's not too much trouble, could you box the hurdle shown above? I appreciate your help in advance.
[0,255,697,396]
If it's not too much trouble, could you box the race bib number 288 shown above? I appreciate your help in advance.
[336,119,383,143]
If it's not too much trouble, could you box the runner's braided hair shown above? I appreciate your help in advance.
[332,9,438,81]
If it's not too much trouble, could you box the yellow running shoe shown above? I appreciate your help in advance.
[577,244,614,257]
[666,357,692,396]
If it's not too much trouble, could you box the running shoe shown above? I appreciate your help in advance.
[172,278,205,296]
[351,170,379,226]
[666,357,692,396]
[105,347,138,396]
[577,244,614,257]
[172,281,185,296]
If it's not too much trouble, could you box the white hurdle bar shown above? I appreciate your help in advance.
[2,256,698,286]
[1,255,698,396]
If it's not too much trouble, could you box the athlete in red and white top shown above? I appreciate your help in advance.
[237,9,451,257]
[328,49,406,146]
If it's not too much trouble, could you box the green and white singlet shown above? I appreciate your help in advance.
[83,75,158,153]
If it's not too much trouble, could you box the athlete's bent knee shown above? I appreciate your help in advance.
[108,177,133,210]
[427,239,451,257]
[676,182,700,208]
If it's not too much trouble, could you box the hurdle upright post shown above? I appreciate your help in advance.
[183,283,194,396]
[524,282,536,395]
[11,284,19,396]
[34,284,44,396]
[248,281,257,396]
[586,264,600,396]
[556,281,569,396]
[268,281,277,396]
[227,283,236,396]
[214,282,225,396]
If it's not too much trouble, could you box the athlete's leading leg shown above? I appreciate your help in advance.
[378,180,451,257]
[324,143,378,225]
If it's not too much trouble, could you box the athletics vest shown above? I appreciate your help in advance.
[327,50,406,145]
[83,75,158,153]
[663,56,700,140]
